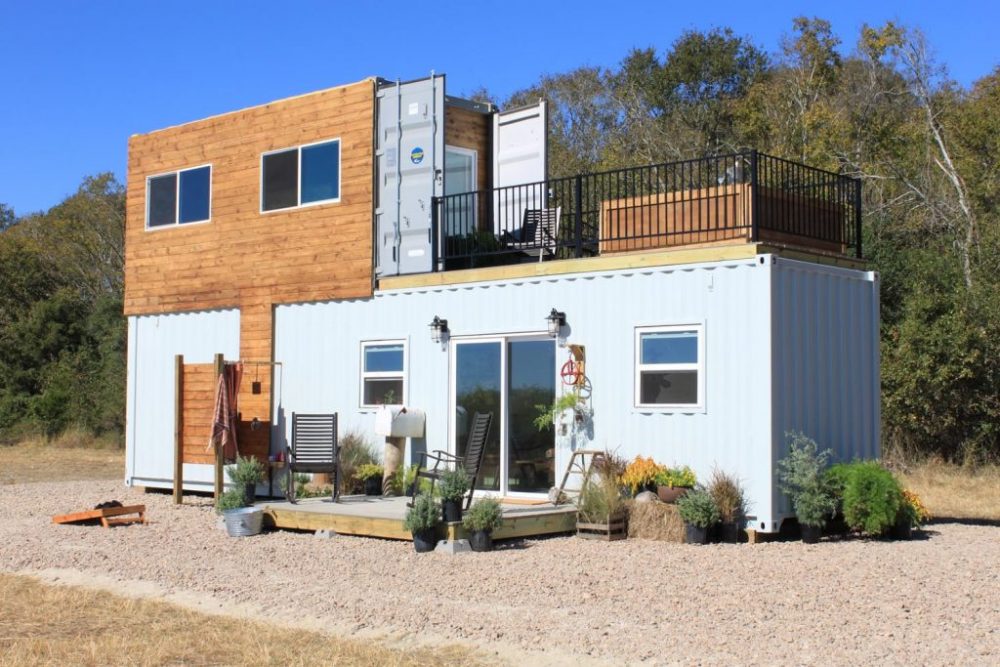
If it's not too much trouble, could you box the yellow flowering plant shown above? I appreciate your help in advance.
[621,456,665,494]
[901,489,930,527]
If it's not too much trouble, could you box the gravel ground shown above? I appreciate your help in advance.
[2,480,998,666]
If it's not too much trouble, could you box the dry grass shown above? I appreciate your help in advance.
[0,574,483,667]
[625,500,685,542]
[897,462,1000,521]
[0,440,124,485]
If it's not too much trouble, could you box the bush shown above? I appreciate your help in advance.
[707,469,747,524]
[215,488,246,513]
[777,433,836,528]
[226,455,265,485]
[831,461,904,535]
[338,430,379,494]
[462,497,503,532]
[439,469,470,502]
[403,493,441,533]
[355,463,383,482]
[677,488,720,528]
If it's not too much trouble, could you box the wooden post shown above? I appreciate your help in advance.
[213,353,225,499]
[173,354,184,504]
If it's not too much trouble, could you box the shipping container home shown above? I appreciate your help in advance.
[124,73,878,534]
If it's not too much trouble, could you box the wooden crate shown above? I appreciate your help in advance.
[576,510,627,541]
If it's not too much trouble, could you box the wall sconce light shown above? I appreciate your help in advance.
[429,316,449,344]
[546,308,566,338]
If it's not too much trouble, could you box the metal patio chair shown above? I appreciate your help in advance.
[287,412,339,503]
[409,411,493,510]
[504,207,561,261]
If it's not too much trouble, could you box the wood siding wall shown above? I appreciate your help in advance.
[180,364,215,465]
[444,106,490,194]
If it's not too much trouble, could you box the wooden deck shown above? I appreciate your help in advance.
[260,495,577,541]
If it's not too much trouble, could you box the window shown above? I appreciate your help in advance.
[146,165,211,228]
[361,341,405,407]
[635,325,704,409]
[261,139,340,212]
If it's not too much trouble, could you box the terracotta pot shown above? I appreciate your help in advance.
[656,485,691,504]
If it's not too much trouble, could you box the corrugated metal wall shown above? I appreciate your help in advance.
[768,257,880,525]
[274,257,785,524]
[125,309,240,489]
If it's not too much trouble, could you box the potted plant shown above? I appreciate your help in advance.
[655,465,696,503]
[226,455,265,506]
[707,469,747,543]
[576,473,626,540]
[402,493,441,553]
[439,469,470,523]
[621,456,665,496]
[894,489,930,539]
[356,463,384,496]
[837,461,904,537]
[676,488,719,544]
[533,389,592,433]
[462,497,504,551]
[777,433,837,543]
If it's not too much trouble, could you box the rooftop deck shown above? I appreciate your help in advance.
[261,495,577,541]
[432,151,862,273]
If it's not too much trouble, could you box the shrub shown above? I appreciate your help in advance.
[836,461,904,535]
[439,469,470,502]
[226,455,265,485]
[654,465,697,488]
[621,456,665,494]
[355,463,384,482]
[462,497,503,532]
[900,489,931,528]
[777,433,836,528]
[677,488,720,528]
[707,469,747,524]
[403,493,441,533]
[338,430,379,494]
[215,488,246,513]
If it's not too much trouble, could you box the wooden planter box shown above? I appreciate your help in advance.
[577,509,627,541]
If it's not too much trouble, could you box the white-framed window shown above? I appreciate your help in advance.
[360,340,406,407]
[261,138,340,212]
[635,324,704,409]
[146,164,212,229]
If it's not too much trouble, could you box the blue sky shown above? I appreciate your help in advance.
[1,1,997,215]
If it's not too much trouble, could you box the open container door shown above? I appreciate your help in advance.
[492,101,548,236]
[375,75,446,276]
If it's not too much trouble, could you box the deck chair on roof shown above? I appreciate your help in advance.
[409,411,493,511]
[287,412,339,503]
[503,207,561,262]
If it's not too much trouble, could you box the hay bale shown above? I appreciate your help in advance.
[625,499,685,542]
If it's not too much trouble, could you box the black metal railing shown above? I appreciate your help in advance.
[431,151,861,271]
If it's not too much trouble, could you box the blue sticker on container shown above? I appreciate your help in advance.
[410,147,424,164]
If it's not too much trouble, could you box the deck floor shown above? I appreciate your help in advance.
[260,495,577,541]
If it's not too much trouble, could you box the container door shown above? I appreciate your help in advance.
[492,101,547,234]
[375,76,445,276]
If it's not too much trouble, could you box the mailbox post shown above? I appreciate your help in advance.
[373,406,426,495]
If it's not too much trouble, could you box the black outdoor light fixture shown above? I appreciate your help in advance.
[546,308,566,338]
[429,315,449,343]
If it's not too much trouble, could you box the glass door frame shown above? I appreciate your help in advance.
[448,331,557,499]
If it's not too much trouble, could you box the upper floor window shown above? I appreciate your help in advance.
[261,138,341,212]
[146,165,211,228]
[635,324,704,410]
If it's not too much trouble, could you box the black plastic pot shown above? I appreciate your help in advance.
[891,518,913,540]
[243,483,256,506]
[364,476,381,496]
[469,529,494,552]
[800,523,822,544]
[685,523,709,545]
[412,529,437,553]
[442,499,462,523]
[719,521,739,543]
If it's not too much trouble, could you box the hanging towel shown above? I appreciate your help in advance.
[209,362,243,461]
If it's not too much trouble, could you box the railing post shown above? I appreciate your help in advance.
[854,178,863,258]
[431,196,440,272]
[574,174,583,258]
[749,150,759,242]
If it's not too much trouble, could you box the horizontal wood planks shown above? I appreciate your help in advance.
[445,106,491,194]
[124,78,377,317]
[181,364,215,464]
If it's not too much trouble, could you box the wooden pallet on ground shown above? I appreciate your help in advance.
[52,504,147,528]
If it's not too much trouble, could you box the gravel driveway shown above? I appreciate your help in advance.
[2,480,997,666]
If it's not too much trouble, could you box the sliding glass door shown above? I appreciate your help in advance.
[452,336,556,496]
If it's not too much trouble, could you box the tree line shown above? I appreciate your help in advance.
[1,17,997,462]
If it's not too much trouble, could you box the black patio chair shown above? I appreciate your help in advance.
[410,411,493,510]
[287,412,339,503]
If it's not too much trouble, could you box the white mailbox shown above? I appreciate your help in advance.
[374,406,426,438]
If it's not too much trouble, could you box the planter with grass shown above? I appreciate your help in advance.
[462,497,503,552]
[777,433,837,543]
[226,455,265,506]
[356,463,384,496]
[676,488,719,544]
[654,465,696,503]
[403,493,441,552]
[439,469,470,523]
[576,474,626,541]
[708,469,747,543]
